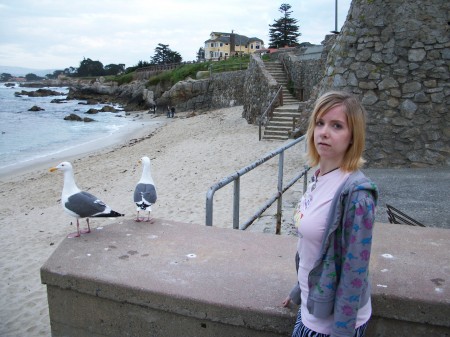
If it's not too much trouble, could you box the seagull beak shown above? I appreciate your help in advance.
[49,167,57,172]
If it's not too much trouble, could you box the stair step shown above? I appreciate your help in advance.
[264,129,291,135]
[263,61,300,141]
[265,123,293,129]
[268,118,294,124]
[264,135,288,141]
[274,107,299,113]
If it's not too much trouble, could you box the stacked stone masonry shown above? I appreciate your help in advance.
[311,0,450,167]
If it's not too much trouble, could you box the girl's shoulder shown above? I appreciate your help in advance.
[342,170,378,202]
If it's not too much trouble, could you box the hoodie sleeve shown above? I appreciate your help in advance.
[331,181,377,337]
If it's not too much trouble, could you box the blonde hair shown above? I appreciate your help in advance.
[306,91,367,171]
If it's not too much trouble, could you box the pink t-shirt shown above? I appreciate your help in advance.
[293,168,371,334]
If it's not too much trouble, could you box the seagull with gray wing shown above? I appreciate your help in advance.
[50,161,124,238]
[134,156,157,222]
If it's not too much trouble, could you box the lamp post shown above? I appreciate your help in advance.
[331,0,339,34]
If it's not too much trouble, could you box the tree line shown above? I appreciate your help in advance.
[1,3,300,81]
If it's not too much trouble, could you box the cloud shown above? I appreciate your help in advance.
[0,0,351,70]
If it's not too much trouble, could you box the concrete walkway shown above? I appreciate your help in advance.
[250,167,450,234]
[364,167,450,229]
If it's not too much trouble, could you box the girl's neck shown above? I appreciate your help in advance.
[318,162,341,176]
[317,166,340,177]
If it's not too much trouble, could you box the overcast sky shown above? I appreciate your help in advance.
[0,0,352,71]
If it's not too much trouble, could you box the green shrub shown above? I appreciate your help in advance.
[145,56,249,87]
[115,72,134,85]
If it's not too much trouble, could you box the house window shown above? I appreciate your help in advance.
[220,43,223,47]
[256,45,260,49]
[211,43,214,47]
[251,44,254,49]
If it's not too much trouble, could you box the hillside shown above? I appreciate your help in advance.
[0,65,55,77]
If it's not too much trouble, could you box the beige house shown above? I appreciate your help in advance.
[204,31,264,61]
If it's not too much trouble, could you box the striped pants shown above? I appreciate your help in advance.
[292,309,368,337]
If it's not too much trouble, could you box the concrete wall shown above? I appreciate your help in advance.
[41,220,450,337]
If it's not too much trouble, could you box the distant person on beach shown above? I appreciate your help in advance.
[170,106,175,118]
[167,106,171,118]
[286,91,378,337]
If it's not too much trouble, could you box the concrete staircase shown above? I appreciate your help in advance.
[263,61,301,141]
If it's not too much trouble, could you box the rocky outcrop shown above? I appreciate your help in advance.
[15,89,64,97]
[157,78,210,110]
[51,98,68,104]
[67,80,155,111]
[63,113,95,122]
[28,105,44,111]
[154,72,246,112]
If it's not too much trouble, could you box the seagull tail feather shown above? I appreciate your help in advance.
[95,210,125,218]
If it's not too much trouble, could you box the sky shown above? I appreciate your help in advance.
[0,0,352,71]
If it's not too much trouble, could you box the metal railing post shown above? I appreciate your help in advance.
[206,188,214,226]
[233,177,240,229]
[276,151,284,235]
[205,136,309,231]
[303,165,309,194]
[259,118,262,141]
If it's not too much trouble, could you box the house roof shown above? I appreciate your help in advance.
[205,32,264,45]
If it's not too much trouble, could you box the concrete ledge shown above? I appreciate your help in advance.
[41,219,298,337]
[367,223,450,336]
[41,220,450,337]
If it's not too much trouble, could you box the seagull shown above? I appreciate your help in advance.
[50,161,124,238]
[134,156,157,222]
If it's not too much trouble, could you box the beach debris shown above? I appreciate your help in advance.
[134,156,157,222]
[50,161,124,238]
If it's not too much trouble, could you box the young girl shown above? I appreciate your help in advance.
[289,91,378,337]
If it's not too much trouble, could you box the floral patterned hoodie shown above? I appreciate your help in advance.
[306,170,378,337]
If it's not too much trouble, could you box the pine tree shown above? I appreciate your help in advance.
[151,43,182,65]
[268,4,300,48]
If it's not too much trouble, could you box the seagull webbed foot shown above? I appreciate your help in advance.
[67,231,81,238]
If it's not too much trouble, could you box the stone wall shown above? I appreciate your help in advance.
[302,0,450,168]
[242,55,279,124]
[276,42,332,102]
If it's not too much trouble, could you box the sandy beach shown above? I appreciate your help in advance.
[0,105,307,336]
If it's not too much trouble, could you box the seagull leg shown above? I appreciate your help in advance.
[67,219,81,238]
[80,218,91,234]
[144,211,153,222]
[135,210,143,222]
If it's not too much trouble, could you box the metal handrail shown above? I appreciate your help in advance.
[259,85,283,140]
[205,136,310,234]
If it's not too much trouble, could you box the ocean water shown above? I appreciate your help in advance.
[0,83,132,171]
